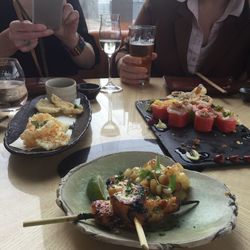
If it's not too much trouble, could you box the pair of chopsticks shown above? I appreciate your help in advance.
[12,0,43,77]
[195,72,227,94]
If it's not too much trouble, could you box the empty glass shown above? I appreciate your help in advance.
[0,58,27,112]
[99,14,122,93]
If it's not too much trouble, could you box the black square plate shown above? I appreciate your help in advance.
[136,99,250,170]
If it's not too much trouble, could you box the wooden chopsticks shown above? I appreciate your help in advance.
[12,0,43,77]
[195,72,227,94]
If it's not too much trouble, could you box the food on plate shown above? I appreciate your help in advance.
[36,94,84,116]
[215,110,237,133]
[167,101,191,128]
[86,175,107,202]
[149,85,238,133]
[35,98,61,114]
[150,99,175,121]
[88,158,193,229]
[51,94,83,115]
[20,113,70,150]
[194,107,215,132]
[186,149,200,161]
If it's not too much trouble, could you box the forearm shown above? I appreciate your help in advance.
[0,29,18,57]
[70,41,95,69]
[60,32,96,69]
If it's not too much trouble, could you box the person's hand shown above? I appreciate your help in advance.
[119,53,157,85]
[55,3,79,49]
[8,20,54,52]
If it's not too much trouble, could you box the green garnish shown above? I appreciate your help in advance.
[222,111,232,117]
[213,104,224,112]
[139,169,153,180]
[31,120,48,129]
[155,156,161,174]
[168,175,176,192]
[125,181,132,195]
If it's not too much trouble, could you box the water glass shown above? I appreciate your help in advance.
[0,58,27,112]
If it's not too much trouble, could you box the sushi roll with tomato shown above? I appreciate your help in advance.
[194,107,215,133]
[150,100,168,121]
[150,99,176,122]
[216,110,237,133]
[167,101,190,128]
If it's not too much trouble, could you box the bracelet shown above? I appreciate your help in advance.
[67,35,86,57]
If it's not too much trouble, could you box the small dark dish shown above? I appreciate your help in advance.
[78,83,100,100]
[239,87,250,102]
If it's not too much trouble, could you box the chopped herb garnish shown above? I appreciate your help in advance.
[155,156,161,174]
[139,169,153,180]
[223,111,232,117]
[213,104,224,112]
[168,175,176,192]
[31,120,48,129]
[125,181,132,195]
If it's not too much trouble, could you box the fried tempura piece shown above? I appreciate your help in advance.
[20,113,70,150]
[35,98,61,114]
[51,94,83,115]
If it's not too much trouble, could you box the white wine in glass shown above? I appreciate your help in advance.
[99,13,122,93]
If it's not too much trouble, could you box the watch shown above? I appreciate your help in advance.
[67,35,86,57]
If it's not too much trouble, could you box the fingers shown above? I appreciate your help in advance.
[62,4,79,26]
[119,55,149,85]
[15,39,38,52]
[9,20,53,52]
[9,20,53,40]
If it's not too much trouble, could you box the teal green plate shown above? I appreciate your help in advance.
[57,151,237,249]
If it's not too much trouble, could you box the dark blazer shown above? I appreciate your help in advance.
[0,0,99,78]
[116,0,250,79]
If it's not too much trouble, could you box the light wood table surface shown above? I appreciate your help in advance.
[0,78,250,250]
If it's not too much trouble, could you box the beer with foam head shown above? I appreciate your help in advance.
[129,25,156,85]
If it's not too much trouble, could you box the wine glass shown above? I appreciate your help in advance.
[0,58,27,113]
[101,92,120,137]
[99,13,122,93]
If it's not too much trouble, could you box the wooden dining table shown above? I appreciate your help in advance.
[0,77,249,250]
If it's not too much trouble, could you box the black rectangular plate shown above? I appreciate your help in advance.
[136,99,250,170]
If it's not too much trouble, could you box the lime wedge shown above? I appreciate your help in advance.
[86,175,107,202]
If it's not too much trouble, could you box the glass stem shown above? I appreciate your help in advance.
[108,92,113,122]
[107,55,112,84]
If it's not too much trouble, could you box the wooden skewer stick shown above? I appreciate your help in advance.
[195,72,227,94]
[23,213,94,227]
[134,217,149,250]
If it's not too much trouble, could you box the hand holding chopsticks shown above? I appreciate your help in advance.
[195,72,227,94]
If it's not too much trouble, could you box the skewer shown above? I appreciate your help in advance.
[23,213,94,227]
[23,200,200,228]
[134,217,149,250]
[195,72,227,94]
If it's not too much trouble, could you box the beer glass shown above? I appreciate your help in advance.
[99,14,122,93]
[0,58,27,112]
[129,25,156,85]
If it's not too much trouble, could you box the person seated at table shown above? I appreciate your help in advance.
[0,0,99,78]
[116,0,250,85]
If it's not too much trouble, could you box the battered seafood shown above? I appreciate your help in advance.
[36,94,83,116]
[20,113,70,150]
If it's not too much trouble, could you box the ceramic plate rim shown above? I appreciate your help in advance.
[56,151,237,250]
